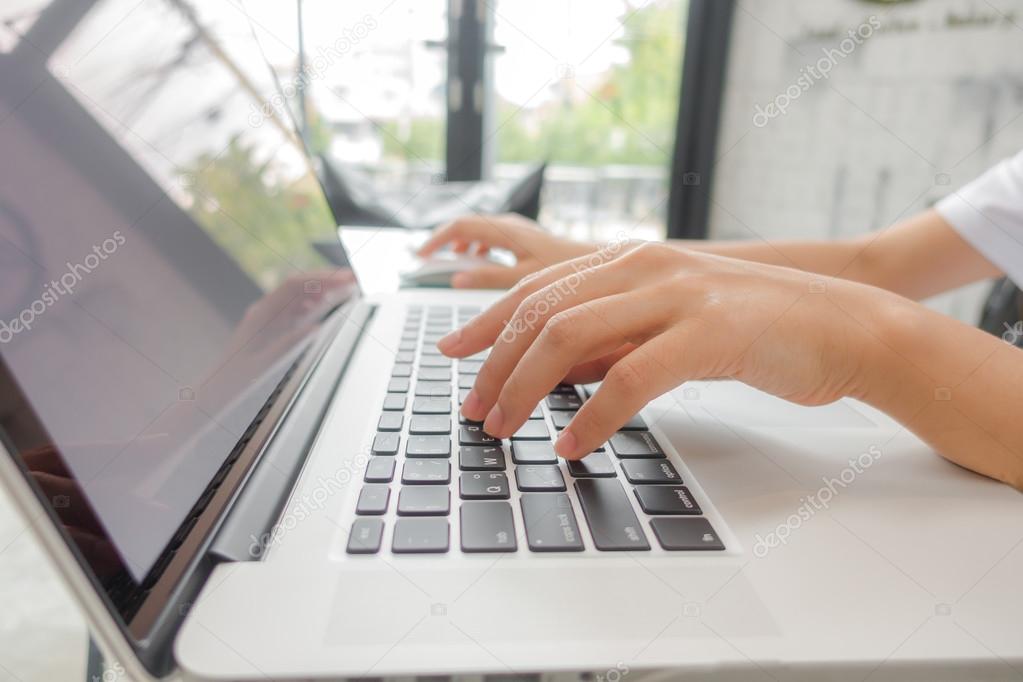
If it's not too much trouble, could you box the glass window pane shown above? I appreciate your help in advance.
[489,0,687,242]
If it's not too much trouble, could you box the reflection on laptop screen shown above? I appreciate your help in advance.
[0,0,355,584]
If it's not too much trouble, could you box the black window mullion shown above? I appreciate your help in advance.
[445,0,488,181]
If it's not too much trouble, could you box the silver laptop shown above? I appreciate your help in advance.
[3,2,1022,680]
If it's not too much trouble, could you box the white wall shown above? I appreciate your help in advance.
[710,0,1023,321]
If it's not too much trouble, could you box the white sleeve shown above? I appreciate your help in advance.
[935,149,1023,285]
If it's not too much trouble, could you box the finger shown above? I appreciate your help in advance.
[561,344,636,384]
[556,323,711,459]
[451,264,522,289]
[439,245,622,358]
[460,261,637,421]
[418,216,520,257]
[482,292,668,435]
[451,239,471,254]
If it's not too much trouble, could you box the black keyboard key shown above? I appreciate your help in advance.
[405,435,452,458]
[392,518,449,553]
[515,465,566,492]
[415,381,451,397]
[398,340,416,352]
[356,485,390,515]
[412,397,451,414]
[458,412,483,425]
[409,415,451,435]
[551,383,577,394]
[395,351,415,364]
[459,425,498,445]
[649,518,724,551]
[459,445,506,470]
[634,486,701,515]
[402,459,451,484]
[458,374,476,389]
[421,344,443,356]
[459,388,471,404]
[346,518,384,554]
[511,441,557,464]
[397,486,450,516]
[519,493,584,552]
[566,452,616,478]
[377,412,403,432]
[417,367,451,382]
[459,472,510,499]
[420,356,452,368]
[546,393,582,410]
[609,431,664,458]
[391,363,412,377]
[620,459,681,484]
[550,410,575,430]
[619,414,647,430]
[460,501,517,552]
[512,420,550,440]
[387,377,410,393]
[574,479,650,551]
[382,394,406,411]
[458,360,483,374]
[372,432,400,455]
[364,457,396,483]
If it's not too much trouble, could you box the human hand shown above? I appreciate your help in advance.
[417,213,596,289]
[438,242,899,459]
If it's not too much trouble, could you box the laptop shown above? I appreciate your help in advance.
[3,2,1023,680]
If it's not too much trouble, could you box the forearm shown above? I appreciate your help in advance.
[668,209,1002,300]
[856,295,1023,490]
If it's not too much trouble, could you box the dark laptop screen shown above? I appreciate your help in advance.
[0,0,356,587]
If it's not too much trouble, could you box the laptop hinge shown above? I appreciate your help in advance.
[206,300,374,563]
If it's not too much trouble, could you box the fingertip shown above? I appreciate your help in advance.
[554,429,578,458]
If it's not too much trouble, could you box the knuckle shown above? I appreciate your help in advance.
[605,360,646,395]
[540,309,580,349]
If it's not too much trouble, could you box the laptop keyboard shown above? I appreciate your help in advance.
[346,305,725,555]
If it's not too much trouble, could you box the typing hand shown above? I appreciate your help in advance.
[417,213,595,289]
[438,241,894,459]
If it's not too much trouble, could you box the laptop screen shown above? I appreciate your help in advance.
[0,0,357,593]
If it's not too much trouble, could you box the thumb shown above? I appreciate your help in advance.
[451,264,522,289]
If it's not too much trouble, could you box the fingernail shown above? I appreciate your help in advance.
[484,404,504,435]
[437,327,462,352]
[461,389,482,419]
[555,429,577,457]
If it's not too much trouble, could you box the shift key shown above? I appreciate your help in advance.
[520,493,584,552]
[574,479,650,551]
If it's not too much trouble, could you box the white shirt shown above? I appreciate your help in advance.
[936,150,1023,285]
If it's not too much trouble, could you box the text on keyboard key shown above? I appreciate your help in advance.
[516,465,566,491]
[364,457,396,483]
[574,479,650,551]
[620,459,681,484]
[545,393,583,411]
[409,415,451,435]
[519,493,584,552]
[405,435,452,458]
[459,445,506,471]
[397,486,450,516]
[649,517,724,551]
[633,485,701,515]
[460,501,517,552]
[609,431,664,458]
[346,518,384,554]
[459,471,510,499]
[412,396,451,414]
[392,518,449,553]
[356,485,390,515]
[402,459,451,484]
[459,425,498,445]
